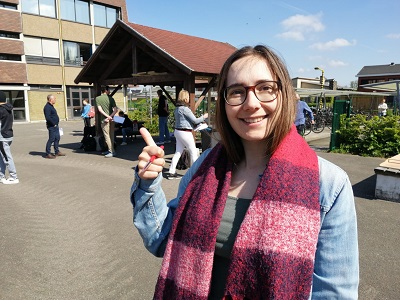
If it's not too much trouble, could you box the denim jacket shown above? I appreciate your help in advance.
[174,105,205,129]
[131,149,359,299]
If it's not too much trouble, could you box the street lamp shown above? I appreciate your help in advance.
[314,67,325,89]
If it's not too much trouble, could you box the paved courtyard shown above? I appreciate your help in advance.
[0,121,399,299]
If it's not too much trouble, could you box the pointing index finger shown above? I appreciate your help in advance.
[140,127,156,146]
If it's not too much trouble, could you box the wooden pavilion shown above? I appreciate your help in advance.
[74,20,237,112]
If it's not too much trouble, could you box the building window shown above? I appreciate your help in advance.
[0,31,19,39]
[0,54,21,61]
[0,1,17,9]
[24,36,60,65]
[21,0,56,18]
[63,41,91,66]
[1,90,26,121]
[93,3,118,28]
[60,0,89,24]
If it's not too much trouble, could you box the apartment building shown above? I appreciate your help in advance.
[0,0,127,122]
[357,63,400,92]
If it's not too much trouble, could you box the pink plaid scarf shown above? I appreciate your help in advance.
[155,126,320,299]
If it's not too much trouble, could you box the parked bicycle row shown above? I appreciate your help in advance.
[297,106,333,137]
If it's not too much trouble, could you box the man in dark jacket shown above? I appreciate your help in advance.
[0,91,19,184]
[43,94,66,159]
[156,89,171,145]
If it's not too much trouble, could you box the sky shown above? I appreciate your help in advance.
[126,0,400,88]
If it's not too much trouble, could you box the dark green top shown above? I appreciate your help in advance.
[95,94,116,121]
[209,195,251,299]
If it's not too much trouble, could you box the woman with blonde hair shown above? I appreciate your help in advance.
[166,89,208,179]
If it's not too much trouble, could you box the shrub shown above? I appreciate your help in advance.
[335,114,400,158]
[127,98,174,135]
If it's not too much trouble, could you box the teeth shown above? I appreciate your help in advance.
[243,117,264,123]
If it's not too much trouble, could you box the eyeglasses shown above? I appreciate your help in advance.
[224,80,281,106]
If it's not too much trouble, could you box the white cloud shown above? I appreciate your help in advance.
[386,33,400,39]
[281,13,324,32]
[310,38,356,51]
[277,12,324,41]
[278,31,305,41]
[297,68,306,73]
[328,60,348,67]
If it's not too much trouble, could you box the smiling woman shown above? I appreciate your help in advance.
[131,45,359,299]
[215,46,297,163]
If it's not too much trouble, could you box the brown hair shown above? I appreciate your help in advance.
[101,85,109,93]
[215,45,296,163]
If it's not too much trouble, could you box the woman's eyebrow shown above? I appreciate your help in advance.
[226,79,275,88]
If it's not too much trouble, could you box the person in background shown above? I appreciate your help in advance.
[117,110,133,146]
[156,89,171,145]
[166,89,208,179]
[131,45,359,299]
[43,94,66,159]
[95,85,117,158]
[0,91,19,184]
[295,93,314,135]
[81,99,92,127]
[378,98,388,117]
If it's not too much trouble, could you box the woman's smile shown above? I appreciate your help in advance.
[241,116,267,124]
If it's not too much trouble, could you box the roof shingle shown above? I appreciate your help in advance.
[128,23,237,74]
[357,64,400,77]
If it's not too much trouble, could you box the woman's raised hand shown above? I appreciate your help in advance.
[137,127,165,180]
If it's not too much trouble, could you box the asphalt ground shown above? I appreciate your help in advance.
[0,121,399,299]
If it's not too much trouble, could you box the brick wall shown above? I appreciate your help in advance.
[0,61,27,84]
[94,26,109,44]
[28,91,67,122]
[0,39,24,55]
[27,64,63,85]
[0,9,22,33]
[61,21,92,43]
[22,14,60,39]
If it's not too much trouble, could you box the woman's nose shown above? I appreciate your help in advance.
[242,89,261,110]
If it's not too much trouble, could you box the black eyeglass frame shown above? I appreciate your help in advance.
[223,80,282,106]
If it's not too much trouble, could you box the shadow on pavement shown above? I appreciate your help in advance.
[29,151,47,157]
[352,174,377,200]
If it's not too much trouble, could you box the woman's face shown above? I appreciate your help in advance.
[225,56,279,144]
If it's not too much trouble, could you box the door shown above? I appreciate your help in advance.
[67,87,92,119]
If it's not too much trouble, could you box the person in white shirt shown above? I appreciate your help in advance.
[378,98,388,117]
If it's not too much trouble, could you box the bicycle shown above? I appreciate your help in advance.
[297,117,312,137]
[312,114,325,133]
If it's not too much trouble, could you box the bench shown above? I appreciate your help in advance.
[375,154,400,201]
[115,120,145,141]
